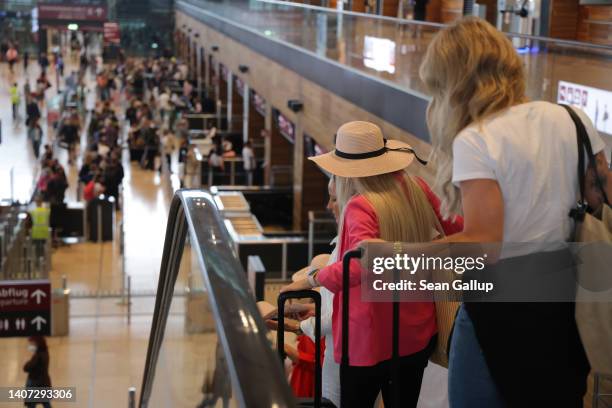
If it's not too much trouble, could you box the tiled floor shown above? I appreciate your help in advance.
[0,62,47,203]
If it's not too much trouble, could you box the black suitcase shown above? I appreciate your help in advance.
[277,290,335,408]
[340,248,402,407]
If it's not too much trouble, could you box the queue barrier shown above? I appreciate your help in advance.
[86,196,115,242]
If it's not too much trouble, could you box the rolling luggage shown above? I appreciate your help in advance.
[277,290,334,407]
[340,248,402,408]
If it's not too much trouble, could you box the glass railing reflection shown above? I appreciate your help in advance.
[140,191,294,407]
[180,0,612,137]
[148,238,235,408]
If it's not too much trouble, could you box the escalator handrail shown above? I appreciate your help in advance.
[139,189,296,407]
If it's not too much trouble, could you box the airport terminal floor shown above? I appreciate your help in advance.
[1,0,612,407]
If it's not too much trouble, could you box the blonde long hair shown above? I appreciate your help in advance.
[336,171,441,242]
[419,17,526,217]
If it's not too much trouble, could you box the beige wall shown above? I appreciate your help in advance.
[177,11,436,228]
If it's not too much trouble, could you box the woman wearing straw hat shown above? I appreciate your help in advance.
[281,121,463,407]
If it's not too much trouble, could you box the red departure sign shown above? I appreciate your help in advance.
[104,22,120,45]
[0,280,51,337]
[38,4,107,22]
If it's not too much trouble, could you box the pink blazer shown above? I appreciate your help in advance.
[317,178,464,367]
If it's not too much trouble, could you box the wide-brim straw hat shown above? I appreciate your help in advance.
[292,254,331,282]
[309,121,426,178]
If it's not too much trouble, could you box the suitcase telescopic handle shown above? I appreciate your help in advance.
[277,289,322,408]
[341,248,363,369]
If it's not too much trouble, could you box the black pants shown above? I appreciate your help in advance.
[340,338,434,408]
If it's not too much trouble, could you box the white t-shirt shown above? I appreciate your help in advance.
[452,101,606,252]
[242,146,255,171]
[159,93,171,111]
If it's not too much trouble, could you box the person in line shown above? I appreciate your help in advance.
[97,71,110,101]
[79,50,88,77]
[6,44,18,74]
[10,82,20,120]
[41,145,54,163]
[57,114,80,165]
[38,52,49,75]
[281,121,463,407]
[125,99,141,127]
[418,17,610,407]
[158,87,172,125]
[26,93,41,126]
[35,72,51,108]
[207,144,225,185]
[45,161,68,205]
[83,174,106,202]
[184,144,200,188]
[103,155,124,208]
[23,336,52,408]
[161,128,176,174]
[79,154,97,184]
[55,54,64,90]
[23,51,29,71]
[242,140,256,186]
[29,195,51,267]
[29,117,43,158]
[140,119,159,170]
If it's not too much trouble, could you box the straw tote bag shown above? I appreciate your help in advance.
[561,105,612,376]
[428,227,460,369]
[429,277,460,368]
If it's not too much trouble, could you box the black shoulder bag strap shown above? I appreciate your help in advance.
[560,104,609,223]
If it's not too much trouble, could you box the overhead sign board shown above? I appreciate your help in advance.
[0,280,51,337]
[104,22,120,44]
[38,4,107,22]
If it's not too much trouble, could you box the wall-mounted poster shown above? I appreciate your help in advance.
[557,80,612,136]
[274,110,294,144]
[252,91,266,116]
[235,76,245,96]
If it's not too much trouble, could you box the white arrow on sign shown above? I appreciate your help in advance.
[31,289,47,304]
[31,316,46,331]
[16,318,26,330]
